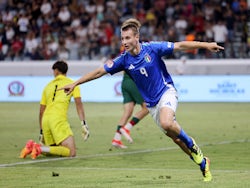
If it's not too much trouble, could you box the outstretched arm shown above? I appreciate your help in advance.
[174,41,224,52]
[59,66,107,95]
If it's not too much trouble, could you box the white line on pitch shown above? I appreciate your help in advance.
[0,139,249,168]
[13,166,250,173]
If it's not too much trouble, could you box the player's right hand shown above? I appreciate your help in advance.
[58,83,75,95]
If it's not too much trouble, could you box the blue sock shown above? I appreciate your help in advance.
[200,158,206,170]
[177,129,193,148]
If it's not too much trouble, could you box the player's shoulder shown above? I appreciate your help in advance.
[112,51,127,62]
[144,41,173,50]
[141,41,153,47]
[56,75,73,83]
[142,41,167,45]
[141,41,164,49]
[52,76,74,86]
[64,76,74,82]
[120,50,128,57]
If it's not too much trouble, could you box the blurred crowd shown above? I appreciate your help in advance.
[0,0,249,61]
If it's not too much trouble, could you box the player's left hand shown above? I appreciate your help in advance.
[81,120,90,141]
[207,42,224,52]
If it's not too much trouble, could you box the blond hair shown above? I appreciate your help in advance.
[121,18,141,35]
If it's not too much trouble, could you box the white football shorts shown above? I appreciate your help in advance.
[148,87,178,133]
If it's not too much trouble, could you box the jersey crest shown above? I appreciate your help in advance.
[144,53,151,63]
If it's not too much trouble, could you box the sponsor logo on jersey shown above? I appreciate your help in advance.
[128,64,135,70]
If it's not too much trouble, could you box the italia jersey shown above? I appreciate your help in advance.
[40,75,81,117]
[104,41,175,107]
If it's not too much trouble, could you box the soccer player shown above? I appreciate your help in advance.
[59,18,224,181]
[20,60,89,159]
[112,72,149,149]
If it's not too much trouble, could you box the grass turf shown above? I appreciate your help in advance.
[0,102,249,187]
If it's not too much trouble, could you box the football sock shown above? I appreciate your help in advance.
[199,158,206,170]
[49,146,70,157]
[114,132,122,140]
[116,125,122,132]
[41,146,50,153]
[190,156,206,168]
[113,125,122,140]
[130,117,140,125]
[124,117,140,130]
[177,129,193,149]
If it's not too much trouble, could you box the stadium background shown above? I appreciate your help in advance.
[0,0,250,103]
[0,0,250,60]
[1,2,250,187]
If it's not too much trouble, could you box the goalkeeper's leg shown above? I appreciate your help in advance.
[60,135,76,157]
[31,144,71,159]
[31,136,76,159]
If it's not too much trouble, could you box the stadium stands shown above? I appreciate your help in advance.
[0,0,249,61]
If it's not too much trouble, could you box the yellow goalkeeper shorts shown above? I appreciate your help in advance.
[42,115,73,146]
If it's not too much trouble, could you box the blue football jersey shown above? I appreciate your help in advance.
[104,41,175,107]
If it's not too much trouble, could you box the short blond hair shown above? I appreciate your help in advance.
[121,18,141,35]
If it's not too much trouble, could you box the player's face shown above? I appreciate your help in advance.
[121,29,139,54]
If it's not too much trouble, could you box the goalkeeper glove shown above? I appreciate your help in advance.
[81,120,90,141]
[39,129,45,145]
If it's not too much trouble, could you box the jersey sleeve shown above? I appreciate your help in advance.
[104,54,125,75]
[73,85,81,98]
[149,41,174,56]
[40,88,47,105]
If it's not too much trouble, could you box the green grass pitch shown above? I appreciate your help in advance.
[0,102,249,187]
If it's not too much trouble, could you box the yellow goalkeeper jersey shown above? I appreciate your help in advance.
[40,75,81,117]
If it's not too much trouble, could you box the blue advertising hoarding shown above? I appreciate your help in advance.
[0,75,249,102]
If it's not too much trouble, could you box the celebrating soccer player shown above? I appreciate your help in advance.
[59,18,224,181]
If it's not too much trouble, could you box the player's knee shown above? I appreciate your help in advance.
[68,146,76,157]
[160,119,175,131]
[70,149,76,157]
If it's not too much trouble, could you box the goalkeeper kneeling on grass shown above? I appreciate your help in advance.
[20,60,90,159]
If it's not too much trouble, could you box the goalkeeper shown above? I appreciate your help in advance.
[20,60,90,159]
